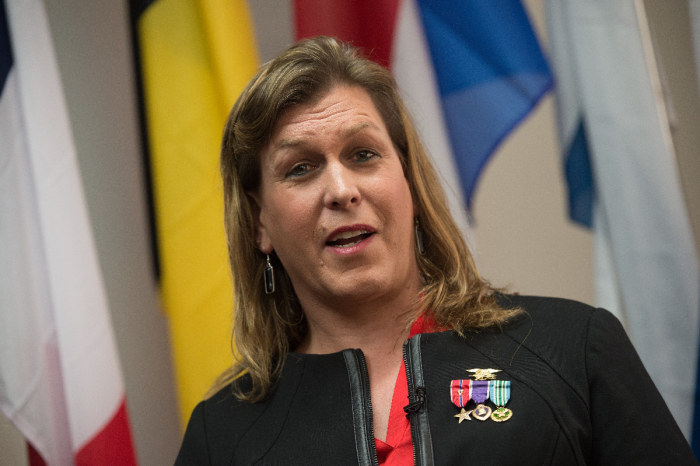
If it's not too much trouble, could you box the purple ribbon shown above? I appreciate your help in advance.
[471,380,489,404]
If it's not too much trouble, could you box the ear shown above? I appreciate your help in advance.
[247,191,274,254]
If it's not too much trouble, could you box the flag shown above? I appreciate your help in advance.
[295,0,552,229]
[0,0,137,464]
[131,0,259,427]
[545,0,700,443]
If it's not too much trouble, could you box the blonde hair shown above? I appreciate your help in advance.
[215,36,517,401]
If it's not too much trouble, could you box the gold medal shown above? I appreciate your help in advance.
[472,403,492,421]
[491,406,513,422]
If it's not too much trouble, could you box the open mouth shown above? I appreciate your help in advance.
[326,230,374,248]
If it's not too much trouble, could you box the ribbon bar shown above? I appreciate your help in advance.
[450,379,472,408]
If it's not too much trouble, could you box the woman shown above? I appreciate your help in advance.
[176,37,696,465]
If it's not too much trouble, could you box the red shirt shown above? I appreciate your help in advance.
[375,316,438,465]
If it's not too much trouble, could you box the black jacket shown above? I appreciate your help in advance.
[176,295,697,465]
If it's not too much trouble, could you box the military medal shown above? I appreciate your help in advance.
[470,380,492,421]
[450,379,473,423]
[466,368,501,380]
[450,379,472,408]
[489,380,513,422]
[453,408,472,423]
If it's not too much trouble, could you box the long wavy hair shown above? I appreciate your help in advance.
[215,36,518,402]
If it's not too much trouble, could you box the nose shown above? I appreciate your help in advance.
[323,162,361,209]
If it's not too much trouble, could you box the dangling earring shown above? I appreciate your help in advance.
[264,254,275,294]
[415,217,425,255]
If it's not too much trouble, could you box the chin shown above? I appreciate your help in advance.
[323,275,401,304]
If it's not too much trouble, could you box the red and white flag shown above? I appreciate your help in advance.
[0,0,137,464]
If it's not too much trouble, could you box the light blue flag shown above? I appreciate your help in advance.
[546,0,700,444]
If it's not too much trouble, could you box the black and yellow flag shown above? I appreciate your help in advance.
[131,0,258,428]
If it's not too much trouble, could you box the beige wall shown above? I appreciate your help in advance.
[1,0,697,464]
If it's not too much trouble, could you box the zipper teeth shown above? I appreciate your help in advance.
[357,350,379,466]
[403,340,415,396]
[403,339,420,466]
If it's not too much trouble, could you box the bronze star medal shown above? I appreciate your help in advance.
[454,407,472,423]
[450,379,473,423]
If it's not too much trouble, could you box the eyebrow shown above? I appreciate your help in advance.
[272,121,382,152]
[341,121,381,139]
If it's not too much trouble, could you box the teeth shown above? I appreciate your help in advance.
[330,229,368,241]
[337,239,362,248]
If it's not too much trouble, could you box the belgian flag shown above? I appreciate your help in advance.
[130,0,258,429]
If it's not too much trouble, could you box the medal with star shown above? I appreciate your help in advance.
[450,379,473,423]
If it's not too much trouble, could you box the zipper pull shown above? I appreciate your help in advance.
[403,386,427,418]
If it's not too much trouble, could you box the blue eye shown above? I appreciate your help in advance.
[286,163,313,178]
[355,150,377,162]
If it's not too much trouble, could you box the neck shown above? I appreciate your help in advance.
[294,279,422,356]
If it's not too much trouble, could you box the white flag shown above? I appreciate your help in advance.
[0,0,137,463]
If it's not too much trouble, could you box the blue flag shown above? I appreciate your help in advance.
[416,0,553,211]
[1,0,12,92]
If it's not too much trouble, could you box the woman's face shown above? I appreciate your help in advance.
[251,85,421,311]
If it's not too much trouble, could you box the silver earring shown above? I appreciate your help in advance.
[264,254,275,294]
[415,218,425,255]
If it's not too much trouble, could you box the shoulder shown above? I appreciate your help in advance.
[177,352,362,465]
[496,293,619,355]
[422,296,696,463]
[176,374,271,465]
[202,373,275,443]
[495,293,625,380]
[499,293,599,328]
[201,374,266,427]
[497,295,698,464]
[427,293,612,371]
[425,294,605,392]
[436,294,621,438]
[418,295,605,462]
